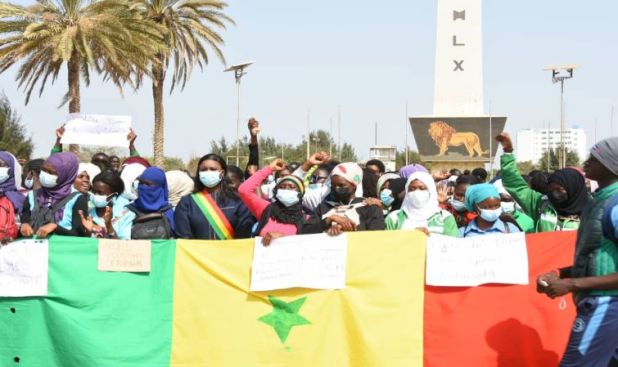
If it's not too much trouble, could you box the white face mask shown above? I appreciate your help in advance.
[24,177,34,189]
[501,201,516,214]
[0,167,9,184]
[407,190,430,208]
[39,171,58,188]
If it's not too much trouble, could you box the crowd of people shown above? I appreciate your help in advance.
[1,119,618,365]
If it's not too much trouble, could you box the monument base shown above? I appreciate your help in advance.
[426,160,488,174]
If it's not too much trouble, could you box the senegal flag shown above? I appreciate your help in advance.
[0,231,575,366]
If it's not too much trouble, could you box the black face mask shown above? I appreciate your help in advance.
[549,190,568,204]
[334,186,352,202]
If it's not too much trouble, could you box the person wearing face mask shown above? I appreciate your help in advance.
[497,133,589,232]
[374,173,404,215]
[20,152,88,238]
[385,172,459,237]
[78,171,132,239]
[315,162,385,235]
[292,152,332,212]
[0,152,25,242]
[460,183,521,237]
[442,175,477,228]
[239,159,322,246]
[493,179,534,233]
[21,158,44,192]
[174,153,255,240]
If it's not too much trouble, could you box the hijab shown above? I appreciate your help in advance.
[399,164,428,180]
[464,183,500,212]
[120,163,147,201]
[547,168,589,216]
[166,170,194,207]
[400,172,440,229]
[0,151,25,213]
[388,178,407,211]
[132,167,175,231]
[78,163,101,183]
[270,175,305,226]
[36,152,79,221]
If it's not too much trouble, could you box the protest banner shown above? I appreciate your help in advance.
[0,239,48,297]
[60,114,132,147]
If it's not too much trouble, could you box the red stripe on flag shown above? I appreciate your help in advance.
[424,231,577,367]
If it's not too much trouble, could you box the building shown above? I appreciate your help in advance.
[516,128,587,164]
[369,146,397,172]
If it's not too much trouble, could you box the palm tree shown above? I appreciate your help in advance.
[0,0,165,151]
[132,0,233,166]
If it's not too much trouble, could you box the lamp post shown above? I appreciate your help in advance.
[544,64,578,169]
[224,61,254,166]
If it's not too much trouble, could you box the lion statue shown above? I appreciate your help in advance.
[428,121,488,157]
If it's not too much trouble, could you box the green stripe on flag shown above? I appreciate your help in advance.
[0,236,176,367]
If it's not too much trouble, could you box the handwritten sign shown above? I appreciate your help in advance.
[61,114,132,147]
[425,233,529,287]
[98,240,151,273]
[250,233,348,291]
[0,239,49,297]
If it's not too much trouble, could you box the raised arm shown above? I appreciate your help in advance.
[239,159,284,219]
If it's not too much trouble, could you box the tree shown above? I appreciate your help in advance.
[0,93,33,159]
[0,0,164,151]
[132,0,233,167]
[395,149,421,170]
[537,148,580,172]
[516,161,536,175]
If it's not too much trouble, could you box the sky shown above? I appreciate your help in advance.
[1,0,617,162]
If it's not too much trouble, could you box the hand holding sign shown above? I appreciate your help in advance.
[61,114,132,148]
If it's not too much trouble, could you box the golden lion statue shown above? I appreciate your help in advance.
[428,121,487,157]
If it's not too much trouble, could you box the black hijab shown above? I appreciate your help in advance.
[388,178,407,211]
[547,168,590,216]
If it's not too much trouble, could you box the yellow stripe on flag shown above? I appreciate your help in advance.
[171,230,426,366]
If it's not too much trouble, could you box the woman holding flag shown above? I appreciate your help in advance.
[174,154,255,240]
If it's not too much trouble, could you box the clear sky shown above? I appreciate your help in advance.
[1,0,617,161]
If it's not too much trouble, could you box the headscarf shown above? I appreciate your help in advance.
[132,167,175,232]
[376,173,401,194]
[120,163,147,200]
[493,179,509,196]
[547,168,589,216]
[399,164,428,180]
[590,137,618,176]
[331,163,364,198]
[0,151,25,213]
[465,183,500,212]
[122,156,151,168]
[166,170,194,207]
[269,175,306,226]
[388,178,407,211]
[362,168,379,198]
[37,152,79,222]
[400,172,440,228]
[78,163,101,182]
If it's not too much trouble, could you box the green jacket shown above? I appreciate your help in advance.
[513,210,535,233]
[573,182,618,299]
[385,209,460,237]
[500,153,580,232]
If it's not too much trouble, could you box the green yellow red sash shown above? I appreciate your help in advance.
[191,191,235,240]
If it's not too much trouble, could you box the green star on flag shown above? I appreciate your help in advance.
[258,296,311,344]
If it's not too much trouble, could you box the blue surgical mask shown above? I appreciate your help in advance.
[479,207,502,223]
[308,183,323,190]
[24,177,34,189]
[39,171,58,188]
[380,189,395,207]
[0,167,9,184]
[276,189,300,207]
[90,193,112,208]
[199,171,222,188]
[449,198,467,212]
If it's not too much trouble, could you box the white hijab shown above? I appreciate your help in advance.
[120,163,147,200]
[78,163,101,182]
[166,170,194,207]
[400,172,440,229]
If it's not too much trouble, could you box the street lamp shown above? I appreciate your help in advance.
[224,61,255,166]
[544,64,579,169]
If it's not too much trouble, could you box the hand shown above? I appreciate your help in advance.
[35,223,57,238]
[432,170,451,182]
[363,198,383,208]
[248,118,260,137]
[436,183,449,204]
[308,151,329,166]
[496,132,513,153]
[20,223,34,237]
[544,278,575,299]
[127,129,137,145]
[79,210,100,235]
[536,271,560,293]
[55,125,65,141]
[269,158,285,172]
[326,215,356,232]
[261,232,284,246]
[103,206,113,226]
[327,223,343,236]
[416,227,431,236]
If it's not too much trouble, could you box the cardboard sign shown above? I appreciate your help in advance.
[0,239,49,297]
[61,114,132,147]
[98,240,151,273]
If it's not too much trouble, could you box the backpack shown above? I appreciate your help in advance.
[0,197,18,243]
[30,191,81,232]
[602,194,618,244]
[129,205,173,240]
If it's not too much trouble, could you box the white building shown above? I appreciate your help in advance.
[369,146,397,172]
[516,128,587,164]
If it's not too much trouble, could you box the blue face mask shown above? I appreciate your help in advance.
[380,189,395,207]
[0,167,9,184]
[90,193,113,208]
[24,177,34,189]
[39,171,58,189]
[479,207,502,223]
[199,171,222,188]
[276,189,300,207]
[449,198,467,212]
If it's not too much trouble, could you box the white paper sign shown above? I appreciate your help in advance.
[61,114,132,147]
[425,233,529,287]
[250,233,348,291]
[0,239,49,297]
